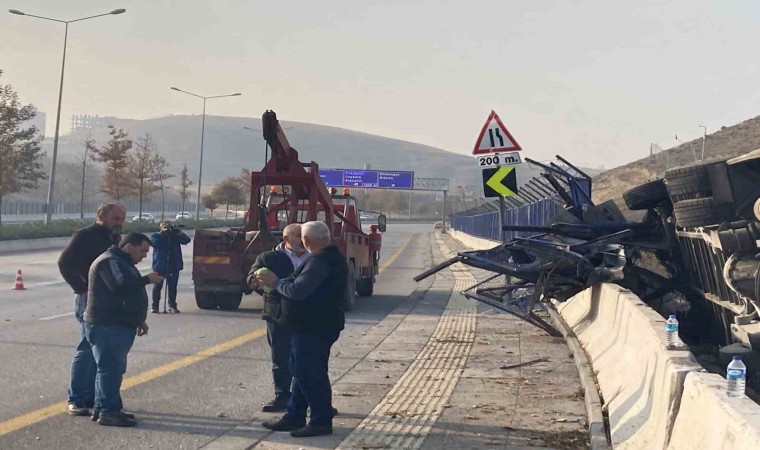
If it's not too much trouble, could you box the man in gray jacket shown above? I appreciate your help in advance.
[84,232,163,427]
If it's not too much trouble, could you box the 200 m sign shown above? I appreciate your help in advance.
[476,152,522,168]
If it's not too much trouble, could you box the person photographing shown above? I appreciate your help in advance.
[150,221,191,313]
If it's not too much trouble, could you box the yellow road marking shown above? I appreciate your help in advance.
[0,326,267,438]
[379,234,414,273]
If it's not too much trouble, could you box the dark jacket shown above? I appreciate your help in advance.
[275,245,347,334]
[58,224,120,294]
[246,247,294,323]
[150,230,191,275]
[84,245,150,329]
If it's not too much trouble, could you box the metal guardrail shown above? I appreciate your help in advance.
[450,198,561,242]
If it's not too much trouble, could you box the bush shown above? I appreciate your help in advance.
[0,218,245,241]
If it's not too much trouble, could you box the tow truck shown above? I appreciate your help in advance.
[191,110,387,311]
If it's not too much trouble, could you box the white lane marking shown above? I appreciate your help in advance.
[38,312,74,321]
[23,280,67,289]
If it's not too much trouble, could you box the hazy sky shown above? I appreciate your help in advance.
[3,0,759,168]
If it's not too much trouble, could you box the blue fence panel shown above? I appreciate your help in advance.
[451,198,561,242]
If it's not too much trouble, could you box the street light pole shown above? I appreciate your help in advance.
[699,125,707,161]
[171,87,241,220]
[9,8,126,224]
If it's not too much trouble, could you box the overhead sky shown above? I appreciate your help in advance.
[3,0,759,169]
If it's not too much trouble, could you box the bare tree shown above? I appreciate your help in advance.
[202,193,219,218]
[212,177,245,220]
[150,151,174,220]
[178,163,193,215]
[131,134,160,220]
[79,134,96,221]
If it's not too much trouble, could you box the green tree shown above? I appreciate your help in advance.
[0,70,46,226]
[90,126,135,202]
[202,193,219,217]
[212,177,246,219]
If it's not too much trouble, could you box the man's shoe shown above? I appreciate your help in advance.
[262,415,306,432]
[290,424,333,437]
[91,411,135,422]
[67,403,90,416]
[262,395,290,413]
[97,413,137,427]
[151,307,159,313]
[168,307,180,314]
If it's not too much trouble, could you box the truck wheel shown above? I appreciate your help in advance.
[356,261,375,297]
[673,198,735,228]
[196,292,218,310]
[344,263,357,311]
[217,293,243,311]
[623,179,669,210]
[664,162,723,202]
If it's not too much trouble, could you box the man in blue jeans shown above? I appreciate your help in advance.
[58,203,126,417]
[85,232,163,427]
[255,221,347,438]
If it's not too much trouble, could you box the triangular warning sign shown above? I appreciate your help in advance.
[472,110,522,155]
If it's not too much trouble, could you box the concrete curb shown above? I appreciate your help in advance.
[548,307,611,450]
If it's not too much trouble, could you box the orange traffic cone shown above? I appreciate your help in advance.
[11,270,25,290]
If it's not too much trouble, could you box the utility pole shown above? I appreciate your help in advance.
[699,125,707,161]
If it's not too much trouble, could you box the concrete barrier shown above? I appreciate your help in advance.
[558,284,701,449]
[447,229,500,251]
[667,371,760,449]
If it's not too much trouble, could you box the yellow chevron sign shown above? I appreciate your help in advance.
[483,166,518,197]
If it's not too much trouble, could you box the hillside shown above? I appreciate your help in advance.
[593,114,760,206]
[16,115,554,203]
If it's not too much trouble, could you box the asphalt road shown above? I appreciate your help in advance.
[0,223,433,449]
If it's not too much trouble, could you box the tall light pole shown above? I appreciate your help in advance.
[9,8,126,224]
[171,87,241,220]
[699,125,707,161]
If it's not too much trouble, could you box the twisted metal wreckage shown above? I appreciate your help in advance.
[415,153,760,345]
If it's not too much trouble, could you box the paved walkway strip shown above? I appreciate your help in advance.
[337,235,476,450]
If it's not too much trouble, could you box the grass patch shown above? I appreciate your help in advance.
[0,218,244,241]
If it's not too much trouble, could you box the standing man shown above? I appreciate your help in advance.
[58,203,126,417]
[85,233,163,427]
[255,221,347,438]
[150,221,191,313]
[246,223,309,412]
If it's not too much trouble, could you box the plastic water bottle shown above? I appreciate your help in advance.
[726,356,747,398]
[665,315,679,348]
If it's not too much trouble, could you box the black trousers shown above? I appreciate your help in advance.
[266,320,293,397]
[152,271,180,308]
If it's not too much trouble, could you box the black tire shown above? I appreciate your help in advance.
[673,198,735,228]
[623,179,669,210]
[356,276,374,297]
[217,292,243,311]
[344,263,357,311]
[195,292,218,310]
[664,162,724,202]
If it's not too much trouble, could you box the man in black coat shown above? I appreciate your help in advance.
[85,233,163,427]
[246,224,309,412]
[255,221,347,438]
[58,203,126,417]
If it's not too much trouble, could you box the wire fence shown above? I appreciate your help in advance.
[450,198,561,242]
[1,200,197,216]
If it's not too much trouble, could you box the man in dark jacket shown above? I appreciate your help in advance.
[246,223,309,412]
[255,221,347,438]
[149,221,192,313]
[85,232,163,427]
[58,203,126,417]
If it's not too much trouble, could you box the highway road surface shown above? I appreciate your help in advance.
[0,223,432,449]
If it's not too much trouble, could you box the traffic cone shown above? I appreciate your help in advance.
[11,270,25,290]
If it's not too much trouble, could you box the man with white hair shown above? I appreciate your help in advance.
[246,223,309,412]
[255,220,347,438]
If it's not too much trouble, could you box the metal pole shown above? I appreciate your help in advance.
[441,190,447,234]
[408,190,412,218]
[44,22,68,224]
[195,99,207,221]
[498,196,505,243]
[699,125,707,161]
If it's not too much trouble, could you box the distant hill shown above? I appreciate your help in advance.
[10,114,603,206]
[593,114,760,208]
